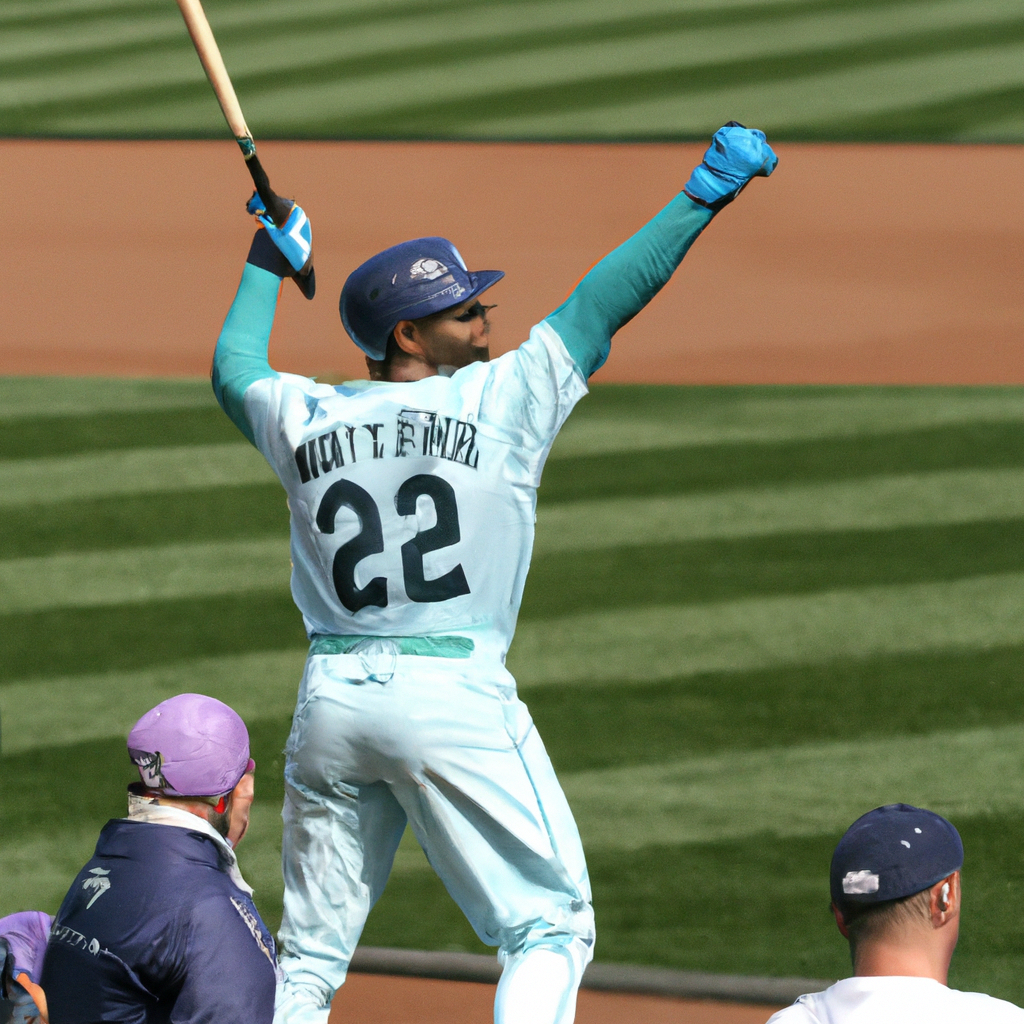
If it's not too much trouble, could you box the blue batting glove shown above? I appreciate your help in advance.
[684,123,777,211]
[246,191,312,273]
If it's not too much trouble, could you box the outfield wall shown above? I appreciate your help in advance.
[1,139,1022,383]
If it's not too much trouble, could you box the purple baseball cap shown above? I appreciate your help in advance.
[0,911,52,984]
[127,693,254,798]
[340,237,504,361]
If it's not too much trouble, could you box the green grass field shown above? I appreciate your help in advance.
[1,0,1022,141]
[3,378,1024,1000]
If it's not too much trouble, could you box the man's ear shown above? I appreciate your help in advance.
[393,320,427,358]
[832,902,850,938]
[930,871,960,927]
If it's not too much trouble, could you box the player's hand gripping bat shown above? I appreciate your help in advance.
[175,0,315,299]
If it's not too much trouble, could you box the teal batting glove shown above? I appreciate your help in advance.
[684,122,777,212]
[246,191,312,273]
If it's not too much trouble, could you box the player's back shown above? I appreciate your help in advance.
[243,322,585,661]
[769,977,1024,1023]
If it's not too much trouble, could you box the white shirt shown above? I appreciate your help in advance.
[769,976,1024,1023]
[243,322,586,661]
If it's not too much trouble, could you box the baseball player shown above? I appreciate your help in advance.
[41,694,276,1024]
[0,912,51,1024]
[769,804,1024,1023]
[211,123,777,1024]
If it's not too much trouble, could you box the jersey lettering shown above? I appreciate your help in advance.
[296,412,480,486]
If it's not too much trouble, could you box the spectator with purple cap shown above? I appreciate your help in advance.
[768,804,1024,1023]
[1,911,52,1024]
[41,694,276,1024]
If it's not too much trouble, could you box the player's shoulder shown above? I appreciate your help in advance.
[948,989,1024,1020]
[766,999,822,1023]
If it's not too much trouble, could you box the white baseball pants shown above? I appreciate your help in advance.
[273,645,594,1024]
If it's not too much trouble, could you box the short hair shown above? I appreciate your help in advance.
[366,333,400,380]
[840,886,933,956]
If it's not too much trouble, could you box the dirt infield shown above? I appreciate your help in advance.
[329,973,782,1024]
[1,139,1022,383]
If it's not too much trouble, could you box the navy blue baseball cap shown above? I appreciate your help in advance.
[830,804,963,911]
[340,237,504,361]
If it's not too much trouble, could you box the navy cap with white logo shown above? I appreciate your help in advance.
[830,803,963,911]
[340,237,504,361]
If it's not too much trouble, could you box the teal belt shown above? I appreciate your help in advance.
[309,634,475,659]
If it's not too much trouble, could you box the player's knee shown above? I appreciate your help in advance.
[503,899,595,964]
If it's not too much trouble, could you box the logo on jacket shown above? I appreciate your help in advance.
[82,867,111,908]
[230,897,275,965]
[409,258,447,281]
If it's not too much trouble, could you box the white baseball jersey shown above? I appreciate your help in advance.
[769,977,1024,1023]
[242,321,586,661]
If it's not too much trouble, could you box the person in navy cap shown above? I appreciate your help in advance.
[1,911,52,1024]
[768,804,1024,1022]
[41,694,276,1024]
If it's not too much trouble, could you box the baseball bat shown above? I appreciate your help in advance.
[175,0,315,299]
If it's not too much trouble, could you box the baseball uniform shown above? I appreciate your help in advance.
[768,976,1024,1022]
[212,130,775,1024]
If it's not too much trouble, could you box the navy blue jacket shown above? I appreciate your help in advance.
[42,819,276,1024]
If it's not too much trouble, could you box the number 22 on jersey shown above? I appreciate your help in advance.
[316,473,470,613]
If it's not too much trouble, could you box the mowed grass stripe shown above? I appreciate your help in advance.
[529,645,1024,772]
[541,423,1024,503]
[318,8,1024,137]
[563,724,1024,850]
[0,485,288,560]
[0,407,237,461]
[535,468,1024,554]
[525,520,1024,620]
[8,639,1024,770]
[6,382,1021,450]
[0,593,307,684]
[0,377,213,421]
[0,651,305,755]
[2,678,1020,859]
[823,82,1024,142]
[0,537,290,615]
[0,443,272,507]
[7,571,1024,704]
[4,0,1001,82]
[0,0,855,74]
[7,468,1024,613]
[508,571,1024,686]
[5,380,1021,466]
[470,38,1024,139]
[2,421,1024,509]
[551,387,1024,459]
[19,0,1018,136]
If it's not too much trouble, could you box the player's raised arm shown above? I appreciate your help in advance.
[211,194,312,445]
[545,123,776,379]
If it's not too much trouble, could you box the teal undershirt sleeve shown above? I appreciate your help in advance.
[544,192,715,379]
[211,263,283,446]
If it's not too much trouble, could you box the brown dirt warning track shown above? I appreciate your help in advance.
[1,139,1022,383]
[329,973,782,1024]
